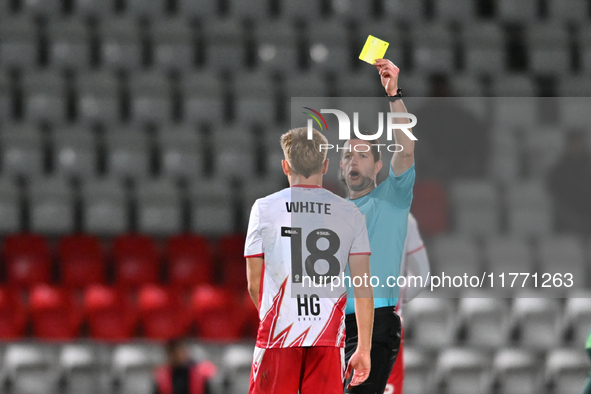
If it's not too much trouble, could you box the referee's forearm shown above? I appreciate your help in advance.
[353,297,374,352]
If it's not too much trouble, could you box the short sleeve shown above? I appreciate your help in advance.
[375,162,415,209]
[405,214,425,255]
[244,200,264,258]
[349,206,371,255]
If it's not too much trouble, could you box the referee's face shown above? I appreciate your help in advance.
[340,139,381,194]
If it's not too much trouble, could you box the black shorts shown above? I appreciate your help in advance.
[344,306,402,394]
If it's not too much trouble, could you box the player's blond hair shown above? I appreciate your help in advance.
[280,127,328,178]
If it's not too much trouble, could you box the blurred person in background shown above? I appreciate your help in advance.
[385,213,430,394]
[153,338,217,394]
[547,130,591,235]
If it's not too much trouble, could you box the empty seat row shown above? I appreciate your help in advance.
[0,283,258,341]
[403,291,591,351]
[1,233,247,289]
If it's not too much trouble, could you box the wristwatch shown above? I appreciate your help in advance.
[386,88,403,102]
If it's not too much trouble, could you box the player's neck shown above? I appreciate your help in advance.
[290,174,323,188]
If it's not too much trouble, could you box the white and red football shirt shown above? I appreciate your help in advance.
[244,185,370,349]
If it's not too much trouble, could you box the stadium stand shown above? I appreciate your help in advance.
[0,1,590,393]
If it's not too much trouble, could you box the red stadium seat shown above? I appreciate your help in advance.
[112,234,160,288]
[138,284,190,339]
[30,285,82,339]
[0,288,28,339]
[238,290,259,339]
[410,180,450,236]
[165,234,213,289]
[84,284,137,340]
[217,233,247,290]
[191,285,245,341]
[4,233,52,288]
[58,234,106,288]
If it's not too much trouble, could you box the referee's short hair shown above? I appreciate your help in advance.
[281,127,328,178]
[343,130,382,163]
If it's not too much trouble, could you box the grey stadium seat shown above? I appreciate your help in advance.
[545,348,590,394]
[82,177,129,235]
[22,70,67,124]
[157,126,203,180]
[401,347,432,394]
[462,22,505,76]
[0,124,44,177]
[565,291,591,347]
[188,178,235,235]
[492,348,540,394]
[76,71,121,126]
[538,235,585,287]
[178,0,217,18]
[335,70,384,97]
[202,19,246,70]
[73,0,115,16]
[126,0,165,17]
[523,126,565,179]
[490,76,536,97]
[254,21,299,72]
[59,343,111,394]
[579,26,591,74]
[29,176,75,235]
[105,129,151,179]
[233,72,276,124]
[497,0,538,22]
[181,71,225,124]
[431,235,482,278]
[557,76,591,97]
[111,344,165,394]
[434,348,490,394]
[449,180,500,236]
[99,18,142,71]
[383,0,425,21]
[525,22,571,74]
[548,0,589,22]
[484,237,534,284]
[4,343,59,394]
[21,0,61,16]
[53,126,97,177]
[458,294,510,348]
[434,0,476,21]
[279,0,322,21]
[221,344,254,394]
[512,295,562,349]
[0,177,21,234]
[411,22,455,74]
[151,19,194,72]
[404,297,457,349]
[0,16,37,69]
[211,129,257,179]
[506,181,553,236]
[283,71,329,98]
[0,68,11,121]
[331,0,374,20]
[229,0,269,20]
[135,178,182,235]
[129,72,172,125]
[306,20,352,73]
[48,19,91,70]
[488,127,520,183]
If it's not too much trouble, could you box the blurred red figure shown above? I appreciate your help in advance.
[217,233,247,290]
[59,234,106,288]
[191,285,244,340]
[139,284,190,339]
[166,234,213,290]
[112,233,160,288]
[84,284,137,340]
[30,284,82,339]
[4,233,52,288]
[153,338,217,394]
[0,288,27,339]
[410,180,449,236]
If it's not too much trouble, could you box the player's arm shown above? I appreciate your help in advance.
[346,254,374,387]
[246,257,263,309]
[374,59,415,176]
[402,247,430,303]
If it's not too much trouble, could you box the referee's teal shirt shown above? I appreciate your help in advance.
[345,163,415,315]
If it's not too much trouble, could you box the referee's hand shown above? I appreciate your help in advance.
[373,58,399,96]
[345,349,371,388]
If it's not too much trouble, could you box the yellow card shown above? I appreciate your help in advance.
[359,35,389,64]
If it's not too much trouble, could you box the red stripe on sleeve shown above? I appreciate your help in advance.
[407,245,425,256]
[349,252,371,256]
[245,253,264,258]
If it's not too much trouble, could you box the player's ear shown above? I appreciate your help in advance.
[322,159,329,175]
[374,160,383,175]
[282,159,291,176]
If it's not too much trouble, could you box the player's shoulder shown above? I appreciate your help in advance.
[256,187,290,204]
[318,189,362,214]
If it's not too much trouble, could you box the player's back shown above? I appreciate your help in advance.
[245,185,370,348]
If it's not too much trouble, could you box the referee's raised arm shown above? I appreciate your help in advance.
[373,59,415,176]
